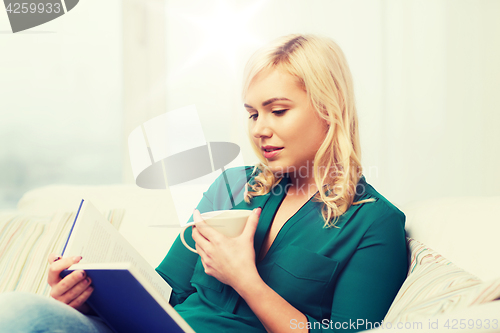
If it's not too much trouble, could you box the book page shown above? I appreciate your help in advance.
[63,200,172,300]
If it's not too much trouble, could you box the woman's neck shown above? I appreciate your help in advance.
[285,173,319,199]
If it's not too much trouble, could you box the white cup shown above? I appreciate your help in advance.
[180,210,253,254]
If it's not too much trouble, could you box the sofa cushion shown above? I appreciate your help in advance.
[16,185,183,267]
[384,238,500,323]
[0,210,123,296]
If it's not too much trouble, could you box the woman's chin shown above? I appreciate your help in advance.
[266,163,290,178]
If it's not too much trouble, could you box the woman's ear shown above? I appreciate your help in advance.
[325,118,331,128]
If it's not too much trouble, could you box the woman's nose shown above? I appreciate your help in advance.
[251,117,273,139]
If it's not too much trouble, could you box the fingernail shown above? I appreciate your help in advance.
[73,256,82,262]
[254,207,262,216]
[54,256,61,262]
[81,271,86,277]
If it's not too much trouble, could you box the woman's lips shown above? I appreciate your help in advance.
[263,148,283,159]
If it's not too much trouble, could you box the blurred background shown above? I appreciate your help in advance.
[1,0,499,210]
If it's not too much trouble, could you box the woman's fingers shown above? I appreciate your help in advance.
[193,210,216,239]
[74,301,92,315]
[47,253,61,263]
[192,209,203,223]
[192,225,214,254]
[47,256,82,286]
[50,270,88,300]
[45,254,92,312]
[197,245,215,276]
[242,208,261,239]
[66,282,94,309]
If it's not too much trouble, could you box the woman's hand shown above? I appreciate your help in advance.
[192,208,309,332]
[46,254,93,314]
[191,208,262,292]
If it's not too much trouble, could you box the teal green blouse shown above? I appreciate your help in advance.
[156,166,408,332]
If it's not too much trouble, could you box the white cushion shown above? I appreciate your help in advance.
[384,238,500,323]
[363,300,500,332]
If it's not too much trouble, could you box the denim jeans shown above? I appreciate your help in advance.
[0,291,113,333]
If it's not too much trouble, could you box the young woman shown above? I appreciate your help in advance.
[156,34,408,333]
[0,34,408,333]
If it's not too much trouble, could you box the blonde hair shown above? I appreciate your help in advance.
[242,34,375,228]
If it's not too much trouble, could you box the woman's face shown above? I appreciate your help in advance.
[244,68,329,177]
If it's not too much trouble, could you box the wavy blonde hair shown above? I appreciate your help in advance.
[242,34,375,228]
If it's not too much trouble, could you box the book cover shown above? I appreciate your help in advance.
[62,263,194,333]
[61,199,195,333]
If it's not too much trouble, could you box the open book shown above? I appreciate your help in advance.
[61,199,195,333]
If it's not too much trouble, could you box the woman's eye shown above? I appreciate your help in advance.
[249,114,258,120]
[272,109,287,115]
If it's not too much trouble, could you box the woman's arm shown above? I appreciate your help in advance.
[156,166,253,306]
[235,275,309,333]
[306,206,408,332]
[156,228,199,306]
[155,180,218,305]
[192,208,308,333]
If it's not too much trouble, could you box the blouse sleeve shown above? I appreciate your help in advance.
[155,166,252,306]
[306,205,408,332]
[155,190,215,306]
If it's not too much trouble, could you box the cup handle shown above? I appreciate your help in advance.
[180,222,198,254]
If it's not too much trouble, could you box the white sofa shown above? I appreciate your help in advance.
[1,185,499,332]
[363,197,500,332]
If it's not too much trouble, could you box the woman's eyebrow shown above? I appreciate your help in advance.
[244,97,292,109]
[262,97,291,106]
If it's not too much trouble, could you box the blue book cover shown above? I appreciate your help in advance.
[62,263,195,333]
